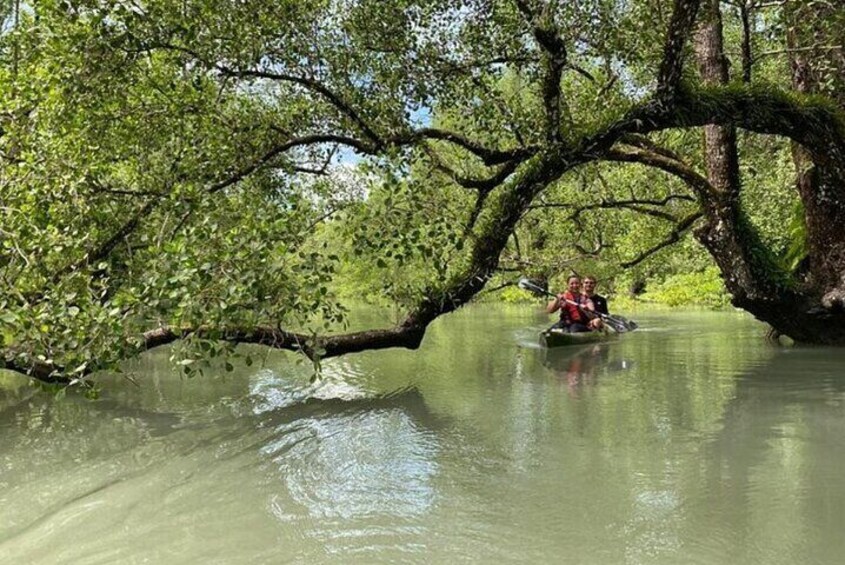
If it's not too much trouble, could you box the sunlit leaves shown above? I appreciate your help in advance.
[3,0,842,384]
[326,156,473,307]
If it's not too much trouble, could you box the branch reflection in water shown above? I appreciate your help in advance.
[248,361,441,552]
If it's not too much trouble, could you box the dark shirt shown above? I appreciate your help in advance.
[588,294,608,315]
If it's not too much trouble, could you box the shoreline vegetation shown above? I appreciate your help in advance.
[496,267,730,309]
[334,266,731,310]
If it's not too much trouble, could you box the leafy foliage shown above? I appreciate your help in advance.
[2,0,844,385]
[641,267,731,308]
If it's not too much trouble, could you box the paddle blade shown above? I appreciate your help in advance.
[517,278,549,296]
[603,317,629,333]
[604,315,638,333]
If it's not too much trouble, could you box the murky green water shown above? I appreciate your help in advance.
[2,307,844,564]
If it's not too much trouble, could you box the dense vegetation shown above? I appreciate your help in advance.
[2,0,844,387]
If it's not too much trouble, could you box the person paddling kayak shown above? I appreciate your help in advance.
[518,277,638,336]
[546,275,596,333]
[582,275,607,331]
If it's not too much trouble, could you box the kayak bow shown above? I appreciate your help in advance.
[540,329,619,348]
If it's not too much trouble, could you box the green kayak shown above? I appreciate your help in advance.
[539,329,618,348]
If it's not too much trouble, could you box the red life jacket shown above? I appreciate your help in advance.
[560,291,592,324]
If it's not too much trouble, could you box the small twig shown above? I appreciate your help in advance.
[621,211,704,267]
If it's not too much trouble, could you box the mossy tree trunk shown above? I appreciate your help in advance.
[686,0,845,344]
[787,1,845,306]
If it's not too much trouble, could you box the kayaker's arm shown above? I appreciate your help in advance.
[546,294,563,314]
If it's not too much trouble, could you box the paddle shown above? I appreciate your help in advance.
[517,278,638,333]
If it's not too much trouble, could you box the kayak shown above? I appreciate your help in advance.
[539,329,618,348]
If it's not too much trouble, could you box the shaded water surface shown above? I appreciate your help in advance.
[2,307,844,564]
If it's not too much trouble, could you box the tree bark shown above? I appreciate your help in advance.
[688,0,845,343]
[693,1,760,298]
[786,2,845,299]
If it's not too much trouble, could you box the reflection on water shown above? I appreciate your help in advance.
[541,343,635,395]
[265,410,436,518]
[1,307,845,564]
[252,370,439,529]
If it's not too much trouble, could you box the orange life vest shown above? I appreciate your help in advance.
[560,291,592,324]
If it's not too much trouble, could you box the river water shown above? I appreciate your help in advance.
[1,307,844,564]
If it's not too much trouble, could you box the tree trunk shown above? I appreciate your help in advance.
[693,1,759,299]
[787,2,845,300]
[692,0,845,343]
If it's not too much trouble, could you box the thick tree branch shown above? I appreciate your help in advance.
[148,152,566,369]
[739,1,753,82]
[151,43,532,167]
[0,356,68,385]
[12,149,578,385]
[426,147,521,191]
[214,65,384,145]
[411,129,537,166]
[2,323,428,385]
[605,145,715,200]
[144,40,380,144]
[580,83,845,190]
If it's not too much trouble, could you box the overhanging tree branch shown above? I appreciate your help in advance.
[150,43,532,167]
[12,0,845,387]
[214,65,384,145]
[0,356,68,384]
[147,42,386,146]
[58,133,366,278]
[594,86,845,165]
[425,146,521,191]
[410,129,538,166]
[604,145,715,200]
